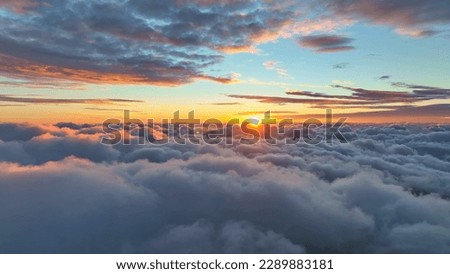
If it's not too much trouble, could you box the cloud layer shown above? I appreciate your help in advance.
[0,0,310,86]
[322,0,450,37]
[1,1,448,87]
[226,81,450,122]
[1,122,450,253]
[0,0,283,86]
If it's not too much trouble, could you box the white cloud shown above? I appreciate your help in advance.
[0,123,450,253]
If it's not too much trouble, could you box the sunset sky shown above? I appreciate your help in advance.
[2,1,450,255]
[0,0,449,124]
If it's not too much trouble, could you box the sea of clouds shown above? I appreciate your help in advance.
[0,123,449,253]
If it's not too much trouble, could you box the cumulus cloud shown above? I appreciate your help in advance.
[0,123,45,141]
[0,0,268,86]
[0,0,337,87]
[1,0,447,88]
[0,123,450,253]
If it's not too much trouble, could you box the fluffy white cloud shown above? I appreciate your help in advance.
[0,123,449,253]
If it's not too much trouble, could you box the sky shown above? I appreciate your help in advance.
[0,0,449,124]
[1,1,450,254]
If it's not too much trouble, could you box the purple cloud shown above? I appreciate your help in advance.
[298,35,355,53]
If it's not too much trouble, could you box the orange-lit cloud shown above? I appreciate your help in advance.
[0,0,38,13]
[1,0,448,89]
[0,55,235,87]
[0,94,143,105]
[0,0,350,87]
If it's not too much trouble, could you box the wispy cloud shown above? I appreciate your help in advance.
[84,107,142,113]
[298,35,355,53]
[0,77,86,90]
[0,104,26,107]
[287,83,450,104]
[263,61,291,78]
[226,94,374,105]
[235,111,298,116]
[226,82,450,121]
[287,104,450,123]
[0,94,144,105]
[210,102,242,106]
[333,63,349,69]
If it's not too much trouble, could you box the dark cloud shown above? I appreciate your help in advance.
[0,123,45,141]
[227,82,450,117]
[0,135,120,166]
[328,85,415,102]
[145,220,305,254]
[333,63,349,69]
[322,0,450,37]
[54,122,96,130]
[340,104,450,121]
[0,0,307,86]
[0,0,447,89]
[226,82,450,122]
[286,104,450,123]
[298,35,355,53]
[391,82,441,90]
[379,75,391,80]
[1,123,450,253]
[226,94,374,105]
[331,84,450,102]
[0,0,446,88]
